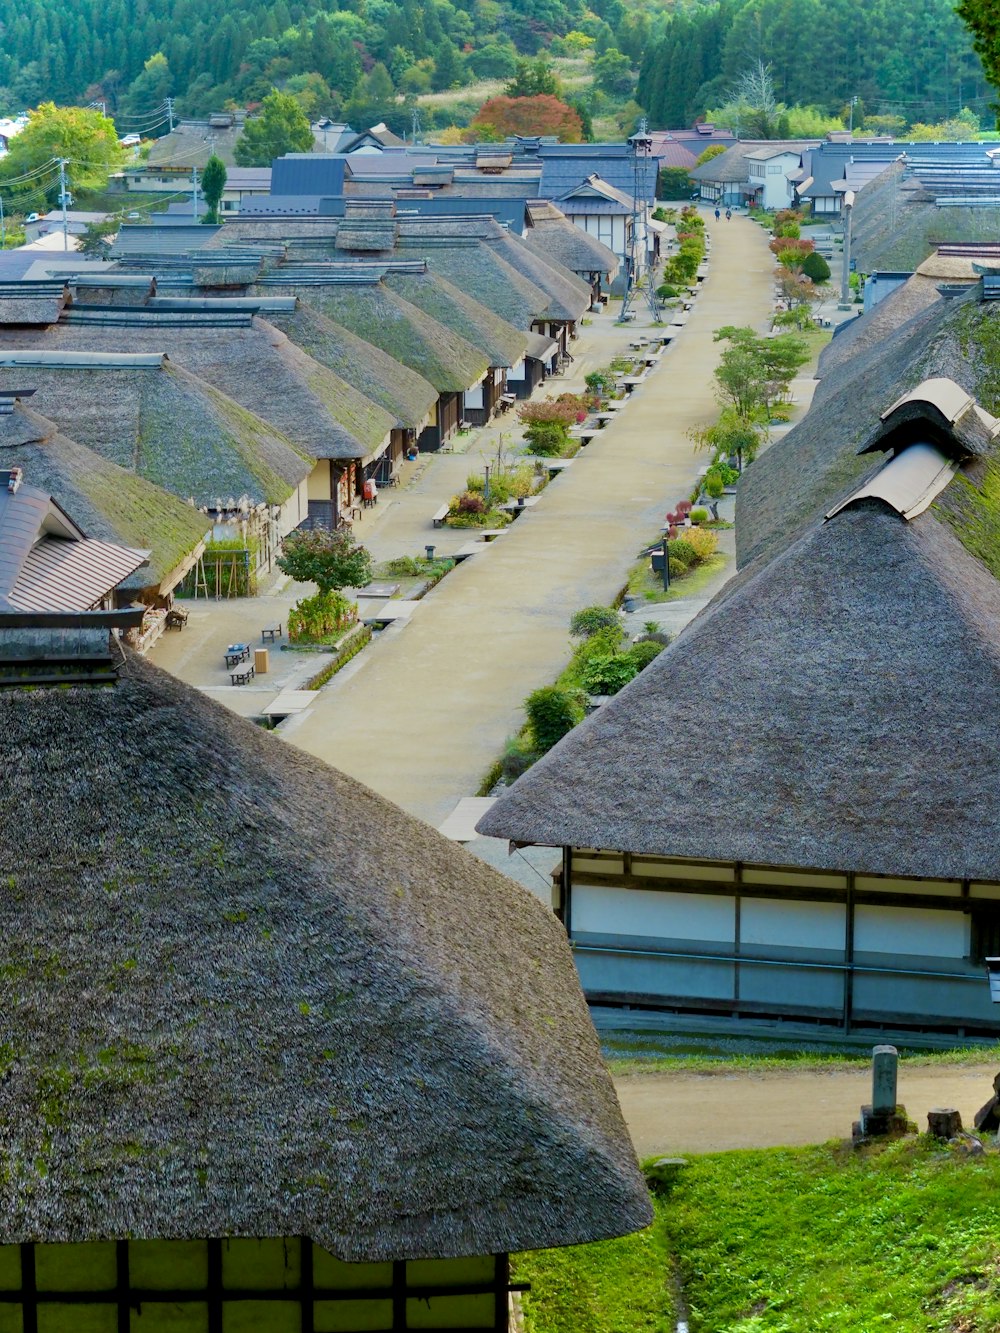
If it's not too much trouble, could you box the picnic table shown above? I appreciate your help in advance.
[230,663,255,686]
[261,622,283,644]
[224,642,250,669]
[499,495,541,513]
[622,375,646,391]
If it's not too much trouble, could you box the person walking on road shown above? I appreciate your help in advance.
[725,208,732,221]
[715,207,721,221]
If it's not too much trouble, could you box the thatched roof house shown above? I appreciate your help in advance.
[382,267,528,369]
[0,316,376,473]
[479,377,1000,1033]
[0,397,208,596]
[263,299,437,433]
[0,350,315,513]
[0,633,651,1318]
[264,274,489,394]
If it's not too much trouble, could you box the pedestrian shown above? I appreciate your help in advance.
[714,207,720,221]
[725,208,732,221]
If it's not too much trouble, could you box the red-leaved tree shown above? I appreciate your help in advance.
[471,94,584,142]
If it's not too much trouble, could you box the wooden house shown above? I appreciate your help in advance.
[0,554,651,1326]
[480,374,1000,1037]
[0,391,208,607]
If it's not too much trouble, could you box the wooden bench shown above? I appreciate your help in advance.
[165,606,188,630]
[261,622,283,643]
[432,504,450,528]
[230,665,255,686]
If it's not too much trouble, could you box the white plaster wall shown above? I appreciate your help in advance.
[854,905,969,958]
[573,885,736,942]
[740,898,846,950]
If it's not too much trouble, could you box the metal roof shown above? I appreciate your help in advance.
[270,157,347,197]
[8,535,149,611]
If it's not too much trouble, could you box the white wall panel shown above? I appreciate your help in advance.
[573,886,735,943]
[741,898,846,951]
[854,905,968,958]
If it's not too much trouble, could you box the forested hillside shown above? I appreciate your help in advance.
[638,0,988,131]
[0,0,989,134]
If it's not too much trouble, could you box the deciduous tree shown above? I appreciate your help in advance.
[234,88,314,166]
[471,94,583,142]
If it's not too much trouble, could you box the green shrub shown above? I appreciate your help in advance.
[656,283,680,299]
[525,686,583,753]
[683,527,718,560]
[667,538,697,568]
[626,640,666,671]
[801,250,831,282]
[500,734,539,782]
[288,590,356,642]
[775,220,800,238]
[382,555,423,577]
[581,654,639,695]
[704,474,725,499]
[570,605,624,638]
[668,557,687,579]
[636,630,672,646]
[525,420,570,455]
[690,507,709,524]
[304,625,372,688]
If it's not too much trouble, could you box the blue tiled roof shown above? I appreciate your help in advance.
[270,155,346,197]
[538,154,656,203]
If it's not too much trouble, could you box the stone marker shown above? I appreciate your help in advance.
[927,1108,963,1139]
[872,1044,898,1113]
[853,1044,910,1143]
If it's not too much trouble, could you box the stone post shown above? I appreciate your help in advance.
[853,1045,910,1143]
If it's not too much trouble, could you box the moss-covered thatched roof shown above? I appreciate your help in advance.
[0,402,208,591]
[266,279,489,393]
[265,301,437,431]
[0,317,370,469]
[487,229,592,322]
[851,159,1000,273]
[737,289,964,569]
[0,652,652,1257]
[382,268,527,369]
[0,357,314,509]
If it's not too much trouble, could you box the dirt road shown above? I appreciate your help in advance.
[615,1063,1000,1156]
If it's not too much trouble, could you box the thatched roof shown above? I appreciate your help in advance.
[265,278,489,393]
[486,229,591,323]
[0,296,66,325]
[404,238,552,331]
[0,318,369,469]
[851,159,1000,273]
[382,268,527,369]
[0,401,208,592]
[0,356,314,509]
[736,286,999,570]
[0,652,651,1256]
[479,493,1000,882]
[265,300,437,432]
[524,202,620,280]
[816,273,945,384]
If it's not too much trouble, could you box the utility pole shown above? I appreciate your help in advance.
[58,158,69,252]
[840,189,855,307]
[165,96,175,132]
[411,105,420,145]
[0,193,5,249]
[192,165,199,220]
[848,95,858,134]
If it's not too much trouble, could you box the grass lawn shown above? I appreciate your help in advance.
[628,551,729,604]
[513,1202,674,1332]
[665,1138,1000,1331]
[514,1138,1000,1332]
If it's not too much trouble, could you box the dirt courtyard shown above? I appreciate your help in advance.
[614,1062,1000,1156]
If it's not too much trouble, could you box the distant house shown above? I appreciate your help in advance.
[691,140,816,208]
[480,376,1000,1037]
[0,548,651,1326]
[744,146,802,211]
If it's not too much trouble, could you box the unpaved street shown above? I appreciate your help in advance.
[615,1063,1000,1156]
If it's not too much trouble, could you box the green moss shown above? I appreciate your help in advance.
[933,459,1000,579]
